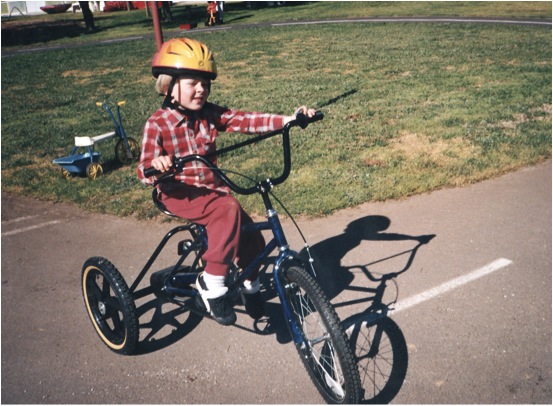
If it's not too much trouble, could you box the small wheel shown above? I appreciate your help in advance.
[115,138,140,165]
[61,168,72,179]
[86,162,103,180]
[343,315,408,403]
[282,265,362,404]
[81,257,139,355]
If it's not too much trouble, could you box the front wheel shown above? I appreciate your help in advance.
[282,266,362,404]
[86,162,103,180]
[81,257,139,355]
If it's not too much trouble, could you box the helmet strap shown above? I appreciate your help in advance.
[161,76,178,110]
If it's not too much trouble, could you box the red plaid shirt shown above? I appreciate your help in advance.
[137,102,286,193]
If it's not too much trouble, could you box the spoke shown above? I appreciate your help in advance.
[313,342,345,398]
[88,276,103,302]
[102,276,111,296]
[104,297,122,315]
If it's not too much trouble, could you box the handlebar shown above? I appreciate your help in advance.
[143,111,323,195]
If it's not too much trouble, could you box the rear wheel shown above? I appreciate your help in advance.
[115,138,140,165]
[82,257,139,355]
[282,265,361,404]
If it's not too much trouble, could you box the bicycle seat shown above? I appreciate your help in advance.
[152,188,179,218]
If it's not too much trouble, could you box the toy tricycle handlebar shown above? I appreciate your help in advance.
[143,111,323,196]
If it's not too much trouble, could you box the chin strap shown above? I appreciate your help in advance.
[162,76,178,110]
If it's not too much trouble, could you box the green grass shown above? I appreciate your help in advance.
[1,2,551,220]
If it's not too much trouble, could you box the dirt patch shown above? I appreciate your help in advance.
[391,131,474,162]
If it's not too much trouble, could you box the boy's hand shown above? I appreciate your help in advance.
[284,106,317,125]
[150,155,173,174]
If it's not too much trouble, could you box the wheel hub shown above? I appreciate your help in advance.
[98,301,107,316]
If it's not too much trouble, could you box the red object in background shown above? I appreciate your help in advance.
[104,1,134,12]
[40,3,72,14]
[131,1,164,10]
[131,1,146,9]
[180,23,197,30]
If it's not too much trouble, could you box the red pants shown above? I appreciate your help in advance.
[160,184,265,281]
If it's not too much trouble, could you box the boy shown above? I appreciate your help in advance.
[137,38,315,326]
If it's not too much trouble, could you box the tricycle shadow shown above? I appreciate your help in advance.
[132,263,298,356]
[134,295,203,355]
[302,215,435,404]
[133,214,435,404]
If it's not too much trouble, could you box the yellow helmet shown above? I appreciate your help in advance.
[151,38,217,80]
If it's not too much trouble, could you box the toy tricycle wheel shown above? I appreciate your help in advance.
[61,168,72,179]
[115,138,140,165]
[86,162,103,180]
[82,257,139,355]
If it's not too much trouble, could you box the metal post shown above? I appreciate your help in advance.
[149,1,163,51]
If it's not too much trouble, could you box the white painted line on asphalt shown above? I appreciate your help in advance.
[1,215,38,225]
[2,219,64,237]
[391,258,513,314]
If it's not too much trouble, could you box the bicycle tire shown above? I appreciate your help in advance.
[343,315,408,404]
[82,257,139,355]
[282,265,362,404]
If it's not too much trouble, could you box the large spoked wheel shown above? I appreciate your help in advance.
[343,315,408,404]
[282,266,362,404]
[82,257,139,355]
[115,138,140,165]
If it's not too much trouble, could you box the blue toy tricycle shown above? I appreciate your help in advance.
[53,101,140,180]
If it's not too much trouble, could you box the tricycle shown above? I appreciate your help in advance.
[53,101,140,180]
[81,111,364,403]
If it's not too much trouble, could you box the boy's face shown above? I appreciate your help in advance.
[171,75,210,111]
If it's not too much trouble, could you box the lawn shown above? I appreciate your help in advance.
[1,2,551,219]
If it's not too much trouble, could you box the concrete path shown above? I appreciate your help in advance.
[2,159,551,403]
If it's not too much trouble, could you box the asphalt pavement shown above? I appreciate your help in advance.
[1,159,551,403]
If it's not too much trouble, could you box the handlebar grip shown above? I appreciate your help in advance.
[144,166,162,178]
[310,111,324,123]
[295,111,324,129]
